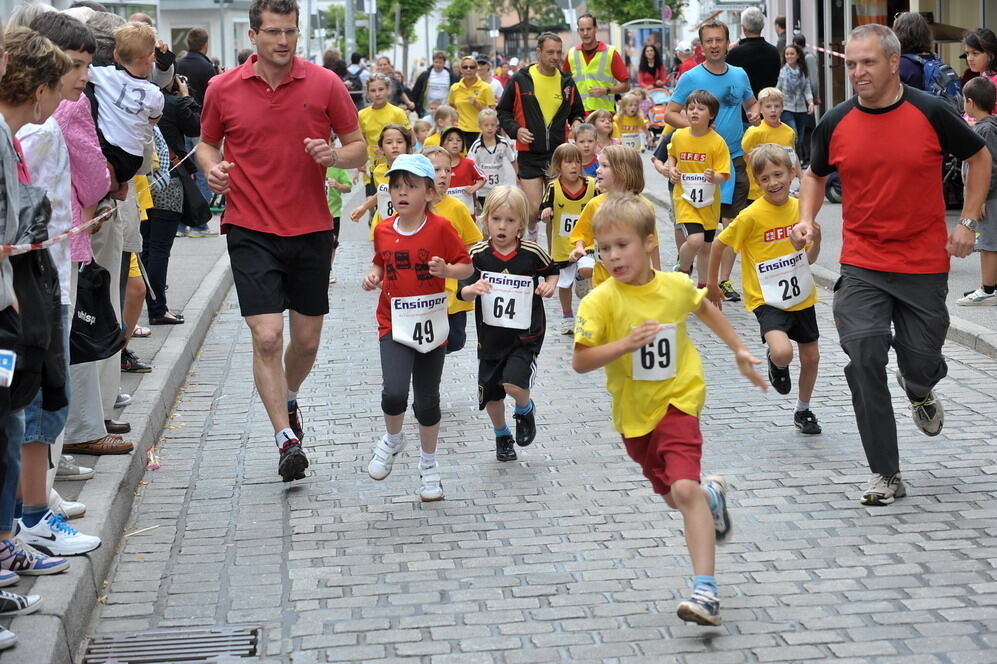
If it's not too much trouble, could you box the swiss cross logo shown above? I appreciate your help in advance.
[763,225,795,243]
[679,152,706,162]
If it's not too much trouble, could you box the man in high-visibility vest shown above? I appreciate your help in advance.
[563,13,630,114]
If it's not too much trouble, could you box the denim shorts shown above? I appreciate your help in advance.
[22,305,70,445]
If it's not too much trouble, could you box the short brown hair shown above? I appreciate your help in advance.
[685,89,720,123]
[964,76,997,115]
[592,193,655,239]
[698,20,730,43]
[749,143,794,175]
[547,142,582,180]
[113,21,156,63]
[186,27,208,52]
[378,123,414,151]
[600,144,644,194]
[249,0,299,31]
[0,27,72,106]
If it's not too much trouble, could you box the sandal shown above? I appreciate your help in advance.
[150,312,184,325]
[132,325,151,338]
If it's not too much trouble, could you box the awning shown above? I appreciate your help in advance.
[929,22,969,44]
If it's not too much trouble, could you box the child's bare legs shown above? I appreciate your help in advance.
[577,266,593,280]
[764,330,794,369]
[678,232,705,273]
[673,226,684,256]
[418,422,440,455]
[719,244,737,284]
[485,401,507,430]
[694,241,712,285]
[798,341,820,404]
[503,383,530,410]
[558,287,573,314]
[664,479,716,576]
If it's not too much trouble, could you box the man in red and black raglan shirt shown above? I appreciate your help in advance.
[498,33,586,241]
[197,0,366,483]
[794,24,991,507]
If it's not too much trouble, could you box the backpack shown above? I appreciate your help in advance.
[902,53,963,112]
[343,67,364,94]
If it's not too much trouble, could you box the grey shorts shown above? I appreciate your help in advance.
[976,200,997,252]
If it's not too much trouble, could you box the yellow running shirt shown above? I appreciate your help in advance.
[569,193,657,286]
[541,176,598,261]
[741,122,797,201]
[667,128,730,229]
[716,196,817,313]
[358,103,410,167]
[529,67,563,126]
[575,271,706,437]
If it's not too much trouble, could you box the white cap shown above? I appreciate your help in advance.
[509,57,520,66]
[676,41,692,53]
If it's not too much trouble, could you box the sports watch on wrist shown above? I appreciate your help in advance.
[959,218,979,232]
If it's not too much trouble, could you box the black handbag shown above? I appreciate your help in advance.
[70,262,125,365]
[180,174,212,227]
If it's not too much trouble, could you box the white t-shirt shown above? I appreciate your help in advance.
[426,68,452,104]
[17,118,72,305]
[467,135,517,196]
[485,77,503,100]
[89,64,165,156]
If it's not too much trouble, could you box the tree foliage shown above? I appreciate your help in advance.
[586,0,685,26]
[329,0,436,57]
[443,0,563,57]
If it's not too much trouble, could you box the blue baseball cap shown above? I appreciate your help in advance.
[386,154,436,181]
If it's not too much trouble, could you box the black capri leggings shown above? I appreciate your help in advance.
[379,336,446,426]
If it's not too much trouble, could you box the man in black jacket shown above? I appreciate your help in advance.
[410,51,458,117]
[176,27,216,107]
[497,33,585,239]
[727,7,781,97]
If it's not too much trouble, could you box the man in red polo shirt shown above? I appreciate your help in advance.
[563,13,630,114]
[794,24,990,507]
[197,0,366,483]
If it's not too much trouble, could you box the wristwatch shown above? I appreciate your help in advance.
[959,218,979,232]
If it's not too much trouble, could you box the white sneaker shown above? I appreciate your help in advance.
[896,371,944,436]
[0,626,15,650]
[49,489,86,519]
[956,287,997,305]
[56,455,94,481]
[0,589,41,616]
[574,277,592,299]
[560,316,574,335]
[114,392,133,409]
[16,511,101,556]
[419,463,444,502]
[861,473,907,506]
[368,434,406,481]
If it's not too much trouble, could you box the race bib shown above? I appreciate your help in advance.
[680,173,715,208]
[620,132,641,150]
[756,250,814,310]
[447,186,474,213]
[0,349,15,387]
[480,271,533,330]
[631,324,677,381]
[558,213,580,238]
[376,183,394,220]
[478,162,502,190]
[391,292,450,353]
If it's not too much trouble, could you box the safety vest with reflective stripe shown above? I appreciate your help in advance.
[569,45,619,112]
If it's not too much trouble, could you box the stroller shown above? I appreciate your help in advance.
[646,87,672,150]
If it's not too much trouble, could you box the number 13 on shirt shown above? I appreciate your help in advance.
[631,324,677,381]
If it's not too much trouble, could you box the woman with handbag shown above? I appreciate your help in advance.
[140,125,185,325]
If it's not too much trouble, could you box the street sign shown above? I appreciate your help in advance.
[489,29,500,38]
[363,0,375,15]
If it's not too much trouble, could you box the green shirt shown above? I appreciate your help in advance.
[325,167,352,217]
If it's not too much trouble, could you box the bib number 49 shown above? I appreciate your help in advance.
[412,320,434,345]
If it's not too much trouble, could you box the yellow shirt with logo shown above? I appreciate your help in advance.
[358,103,411,169]
[424,132,442,147]
[448,79,496,133]
[614,114,646,150]
[741,122,797,201]
[667,128,730,229]
[716,196,816,313]
[545,176,598,261]
[366,162,391,240]
[529,67,563,126]
[569,193,657,286]
[574,271,706,437]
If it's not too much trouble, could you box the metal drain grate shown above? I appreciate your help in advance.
[82,626,261,663]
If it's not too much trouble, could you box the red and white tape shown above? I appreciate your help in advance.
[807,44,846,60]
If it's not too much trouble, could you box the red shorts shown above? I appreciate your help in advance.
[621,405,702,495]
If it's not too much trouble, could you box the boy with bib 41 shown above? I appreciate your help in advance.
[572,193,766,626]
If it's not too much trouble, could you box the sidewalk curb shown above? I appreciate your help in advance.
[3,251,233,664]
[646,188,997,361]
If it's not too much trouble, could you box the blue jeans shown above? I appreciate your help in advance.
[0,410,25,532]
[780,110,811,157]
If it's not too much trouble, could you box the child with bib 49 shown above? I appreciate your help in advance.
[539,143,597,334]
[708,144,822,435]
[664,89,730,287]
[572,192,767,627]
[362,154,474,501]
[458,187,558,462]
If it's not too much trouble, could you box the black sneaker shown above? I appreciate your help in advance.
[767,353,791,395]
[513,404,536,447]
[288,403,305,442]
[794,409,822,434]
[495,435,517,462]
[0,589,41,616]
[121,348,152,374]
[718,280,741,302]
[278,440,308,482]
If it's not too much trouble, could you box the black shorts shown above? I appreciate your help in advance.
[227,225,334,317]
[478,346,538,409]
[517,150,554,180]
[721,156,749,220]
[681,223,716,243]
[753,304,819,344]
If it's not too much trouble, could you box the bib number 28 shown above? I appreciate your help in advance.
[780,276,801,302]
[631,324,677,381]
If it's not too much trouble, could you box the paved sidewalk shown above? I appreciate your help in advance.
[85,229,997,663]
[0,230,233,664]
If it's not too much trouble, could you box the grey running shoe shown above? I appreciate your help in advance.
[861,473,906,506]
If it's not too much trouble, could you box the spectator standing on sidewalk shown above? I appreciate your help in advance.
[411,51,458,118]
[726,7,781,98]
[793,24,991,506]
[175,26,217,214]
[197,0,366,482]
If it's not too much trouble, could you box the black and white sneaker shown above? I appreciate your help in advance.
[861,473,906,506]
[288,403,305,442]
[794,409,822,434]
[0,589,41,616]
[702,475,732,544]
[767,352,792,395]
[277,439,308,482]
[513,404,536,447]
[896,371,943,436]
[677,588,722,626]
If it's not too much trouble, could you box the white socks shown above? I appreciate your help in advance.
[385,431,403,447]
[420,451,436,468]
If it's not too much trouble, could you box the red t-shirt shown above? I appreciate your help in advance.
[372,212,471,338]
[562,42,630,83]
[810,87,984,273]
[677,58,697,80]
[200,55,360,237]
[449,157,484,188]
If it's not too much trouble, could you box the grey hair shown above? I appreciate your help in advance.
[6,2,55,30]
[86,10,125,63]
[740,7,765,35]
[847,23,901,59]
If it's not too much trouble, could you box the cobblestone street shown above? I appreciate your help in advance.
[89,234,997,663]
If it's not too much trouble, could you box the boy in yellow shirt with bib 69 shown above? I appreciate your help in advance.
[572,193,767,627]
[707,144,822,435]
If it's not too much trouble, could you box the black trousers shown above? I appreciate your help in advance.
[140,209,181,318]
